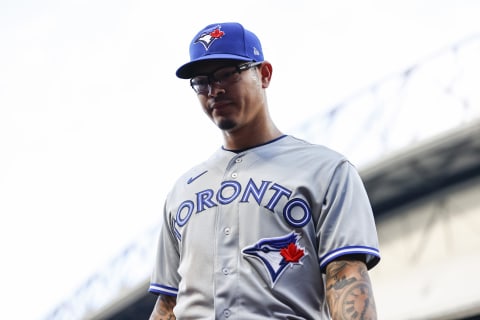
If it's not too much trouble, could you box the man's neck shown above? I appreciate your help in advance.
[222,124,283,151]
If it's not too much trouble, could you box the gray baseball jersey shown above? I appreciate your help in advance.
[149,135,380,319]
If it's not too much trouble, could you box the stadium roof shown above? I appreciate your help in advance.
[363,119,480,216]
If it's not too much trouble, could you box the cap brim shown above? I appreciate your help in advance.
[175,54,253,79]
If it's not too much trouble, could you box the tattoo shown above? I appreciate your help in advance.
[326,261,357,290]
[326,259,377,320]
[150,294,176,320]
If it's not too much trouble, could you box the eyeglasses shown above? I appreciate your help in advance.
[190,62,262,94]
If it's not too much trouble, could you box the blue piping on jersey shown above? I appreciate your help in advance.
[149,283,178,296]
[319,245,381,272]
[222,134,288,153]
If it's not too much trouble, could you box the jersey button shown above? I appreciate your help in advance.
[223,309,231,317]
[235,158,242,163]
[231,172,238,179]
[222,268,229,275]
[224,227,231,235]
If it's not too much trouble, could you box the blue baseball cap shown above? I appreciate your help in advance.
[176,22,264,79]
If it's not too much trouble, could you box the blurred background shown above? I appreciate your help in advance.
[1,1,479,319]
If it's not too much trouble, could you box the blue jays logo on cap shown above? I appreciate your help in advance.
[194,25,225,51]
[176,22,264,79]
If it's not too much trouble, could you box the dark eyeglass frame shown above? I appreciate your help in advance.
[190,61,263,94]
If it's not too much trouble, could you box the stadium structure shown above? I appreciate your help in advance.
[45,35,480,320]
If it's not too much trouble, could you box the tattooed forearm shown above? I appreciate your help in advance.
[149,294,177,320]
[325,258,377,320]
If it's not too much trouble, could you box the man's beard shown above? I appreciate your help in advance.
[217,119,236,131]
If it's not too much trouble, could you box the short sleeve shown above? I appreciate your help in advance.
[149,201,181,296]
[317,160,380,273]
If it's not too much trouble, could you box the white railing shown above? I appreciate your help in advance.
[44,225,158,320]
[294,34,480,167]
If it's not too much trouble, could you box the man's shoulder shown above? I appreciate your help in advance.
[279,135,347,162]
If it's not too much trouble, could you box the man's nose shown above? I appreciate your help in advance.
[208,82,225,97]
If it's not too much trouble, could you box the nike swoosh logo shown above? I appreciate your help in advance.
[187,170,208,184]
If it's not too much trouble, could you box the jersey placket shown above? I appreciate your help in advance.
[214,153,245,319]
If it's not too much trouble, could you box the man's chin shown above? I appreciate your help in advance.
[216,119,237,131]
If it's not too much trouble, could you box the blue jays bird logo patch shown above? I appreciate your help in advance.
[242,232,306,285]
[194,25,225,50]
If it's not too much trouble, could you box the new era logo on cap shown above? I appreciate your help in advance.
[176,22,264,79]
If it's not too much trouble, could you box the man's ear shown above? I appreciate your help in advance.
[259,61,273,88]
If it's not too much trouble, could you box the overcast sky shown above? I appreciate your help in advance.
[1,1,479,319]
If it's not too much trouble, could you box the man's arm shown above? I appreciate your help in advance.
[325,255,377,320]
[149,294,177,320]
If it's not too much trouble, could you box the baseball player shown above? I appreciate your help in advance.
[149,22,380,320]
